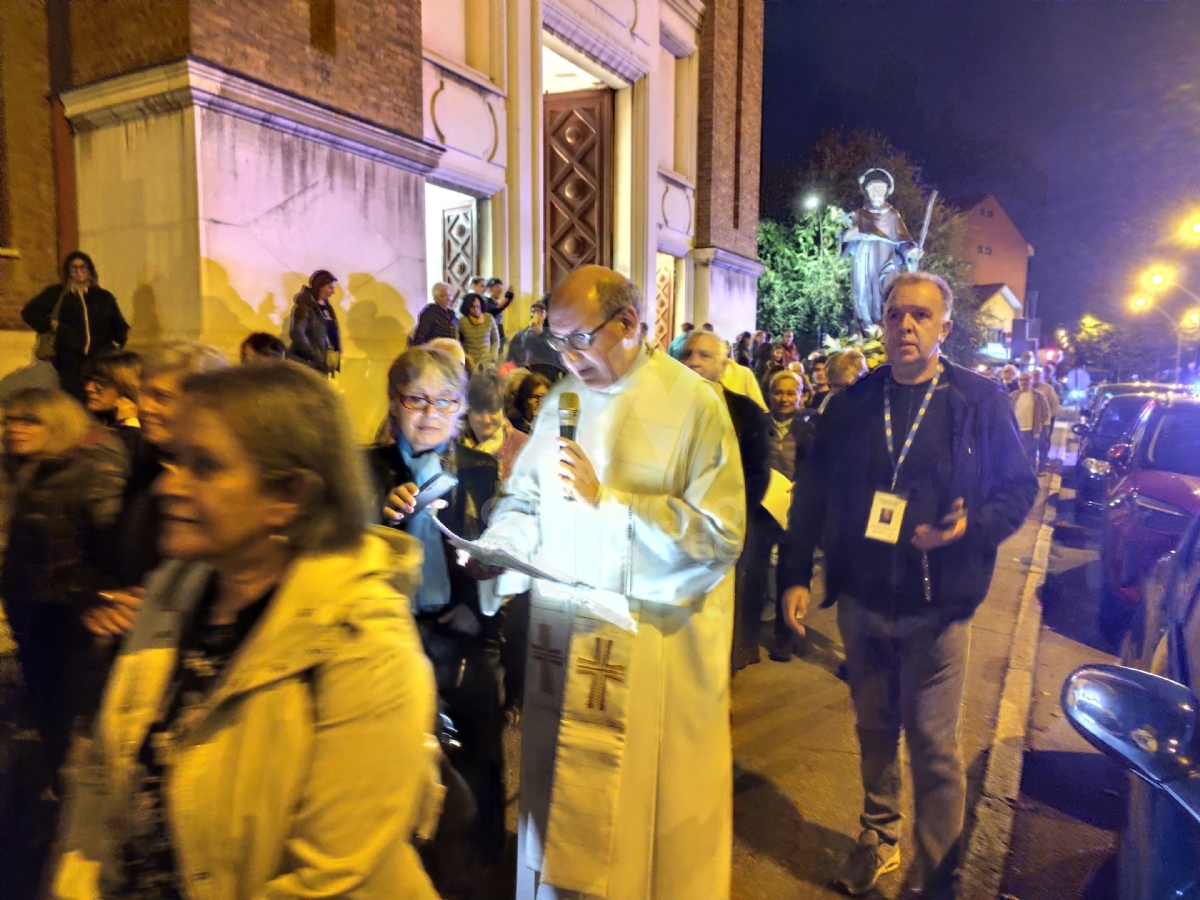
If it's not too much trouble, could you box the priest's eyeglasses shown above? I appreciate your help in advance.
[545,305,629,353]
[397,394,462,414]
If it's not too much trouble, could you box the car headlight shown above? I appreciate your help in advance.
[1082,457,1112,476]
[1132,494,1193,533]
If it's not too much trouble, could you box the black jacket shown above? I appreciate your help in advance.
[780,361,1038,621]
[411,303,459,346]
[287,287,340,374]
[366,441,499,626]
[722,386,771,509]
[22,284,129,359]
[1,430,128,615]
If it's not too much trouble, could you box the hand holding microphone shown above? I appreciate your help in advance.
[557,392,600,505]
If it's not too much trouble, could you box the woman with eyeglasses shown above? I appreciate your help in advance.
[81,348,143,458]
[21,251,130,401]
[368,347,507,886]
[507,370,551,435]
[1,390,128,795]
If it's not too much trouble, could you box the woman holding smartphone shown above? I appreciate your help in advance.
[368,346,506,888]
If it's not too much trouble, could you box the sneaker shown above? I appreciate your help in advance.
[834,830,900,896]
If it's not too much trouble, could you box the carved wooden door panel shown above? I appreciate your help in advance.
[443,203,476,293]
[655,253,676,351]
[544,89,613,290]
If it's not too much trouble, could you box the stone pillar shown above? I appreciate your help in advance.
[61,59,443,438]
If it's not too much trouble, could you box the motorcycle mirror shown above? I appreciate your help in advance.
[1063,665,1200,825]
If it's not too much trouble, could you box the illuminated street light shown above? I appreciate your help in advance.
[1192,221,1200,236]
[1187,309,1200,330]
[803,194,821,211]
[1132,296,1149,309]
[1131,295,1197,382]
[1149,273,1166,287]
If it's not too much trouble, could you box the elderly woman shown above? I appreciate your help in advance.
[82,343,230,644]
[369,347,506,879]
[461,367,528,482]
[52,362,440,900]
[2,389,128,785]
[458,293,500,372]
[81,348,142,456]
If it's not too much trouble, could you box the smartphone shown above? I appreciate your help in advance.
[408,472,459,516]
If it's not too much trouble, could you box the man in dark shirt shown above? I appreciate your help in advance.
[780,272,1037,898]
[483,278,515,349]
[682,331,771,671]
[411,282,459,346]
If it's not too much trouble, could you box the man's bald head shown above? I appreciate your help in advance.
[546,265,643,389]
[681,330,726,383]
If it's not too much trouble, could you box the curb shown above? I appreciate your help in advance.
[958,462,1062,900]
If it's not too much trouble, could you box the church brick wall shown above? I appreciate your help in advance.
[694,0,764,263]
[0,0,59,328]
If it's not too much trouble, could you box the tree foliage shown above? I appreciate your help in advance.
[1073,311,1198,380]
[758,130,983,364]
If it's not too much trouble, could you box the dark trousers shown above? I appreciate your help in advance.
[418,621,506,868]
[837,596,970,892]
[52,352,86,402]
[733,513,774,666]
[1037,417,1055,471]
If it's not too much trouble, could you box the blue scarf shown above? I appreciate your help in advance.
[397,433,452,611]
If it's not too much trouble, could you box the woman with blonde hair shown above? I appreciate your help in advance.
[81,348,142,456]
[1,388,128,791]
[53,362,440,900]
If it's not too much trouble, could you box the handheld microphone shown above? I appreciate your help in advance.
[559,392,580,502]
[559,392,580,442]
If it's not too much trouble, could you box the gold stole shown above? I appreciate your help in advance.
[527,589,637,896]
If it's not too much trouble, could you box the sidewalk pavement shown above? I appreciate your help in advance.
[728,427,1066,900]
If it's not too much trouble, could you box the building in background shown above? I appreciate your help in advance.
[0,0,763,432]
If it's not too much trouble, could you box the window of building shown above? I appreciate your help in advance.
[310,0,336,56]
[986,327,1005,344]
[977,245,992,255]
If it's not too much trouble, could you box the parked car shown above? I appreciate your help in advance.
[1062,512,1200,900]
[1073,392,1161,519]
[1080,382,1183,424]
[1101,396,1200,614]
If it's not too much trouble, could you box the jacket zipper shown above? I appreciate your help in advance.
[81,291,91,355]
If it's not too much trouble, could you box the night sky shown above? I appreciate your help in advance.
[760,0,1200,334]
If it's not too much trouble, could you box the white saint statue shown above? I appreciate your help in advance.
[481,266,746,900]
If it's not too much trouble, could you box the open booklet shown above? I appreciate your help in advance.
[432,517,589,587]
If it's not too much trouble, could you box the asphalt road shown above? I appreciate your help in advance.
[999,436,1126,900]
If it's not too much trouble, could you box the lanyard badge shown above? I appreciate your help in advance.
[866,366,941,547]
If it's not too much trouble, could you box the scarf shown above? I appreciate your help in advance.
[397,432,452,611]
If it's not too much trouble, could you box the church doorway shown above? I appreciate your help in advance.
[542,43,621,291]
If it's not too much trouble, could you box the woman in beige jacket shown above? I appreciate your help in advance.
[51,362,441,900]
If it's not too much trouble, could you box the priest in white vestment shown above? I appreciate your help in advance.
[482,266,746,900]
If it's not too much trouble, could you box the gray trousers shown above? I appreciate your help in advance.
[837,595,970,891]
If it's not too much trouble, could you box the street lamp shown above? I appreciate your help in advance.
[803,194,821,211]
[1130,295,1199,383]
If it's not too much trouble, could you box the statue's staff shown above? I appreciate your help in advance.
[915,189,938,268]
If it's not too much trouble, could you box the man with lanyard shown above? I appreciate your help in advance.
[779,272,1036,898]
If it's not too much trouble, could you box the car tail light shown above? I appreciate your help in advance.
[1132,493,1193,533]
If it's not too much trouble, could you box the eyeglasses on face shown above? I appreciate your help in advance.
[397,394,461,414]
[545,305,629,353]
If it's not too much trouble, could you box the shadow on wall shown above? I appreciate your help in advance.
[130,264,164,341]
[340,272,415,441]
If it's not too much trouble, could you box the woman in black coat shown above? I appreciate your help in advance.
[22,252,130,401]
[368,346,505,888]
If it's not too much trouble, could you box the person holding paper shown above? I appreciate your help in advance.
[367,346,508,883]
[482,265,745,900]
[764,369,818,661]
[778,272,1036,898]
[681,329,771,672]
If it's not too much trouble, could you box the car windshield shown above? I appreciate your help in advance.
[1096,395,1152,436]
[1143,407,1200,477]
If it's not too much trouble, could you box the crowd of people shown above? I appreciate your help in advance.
[0,255,1043,900]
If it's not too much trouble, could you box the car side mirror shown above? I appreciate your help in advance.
[1072,423,1090,436]
[1063,664,1200,826]
[1107,443,1132,466]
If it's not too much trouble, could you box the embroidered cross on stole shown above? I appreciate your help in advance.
[532,589,637,897]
